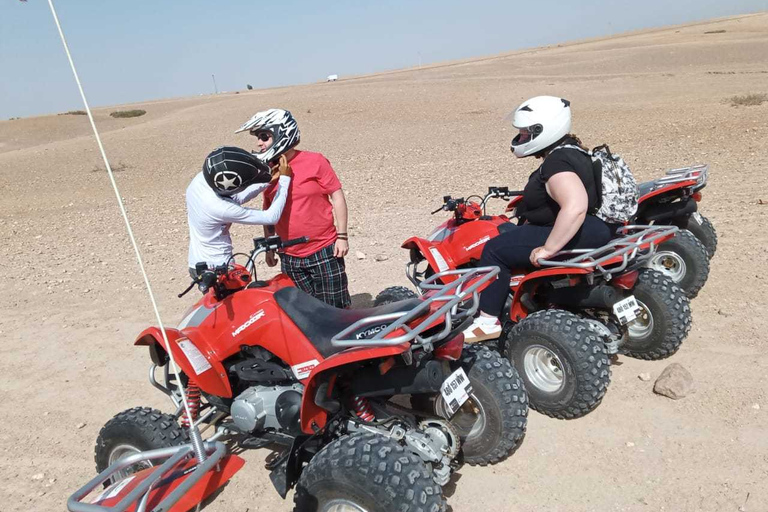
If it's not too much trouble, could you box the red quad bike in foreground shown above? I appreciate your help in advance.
[68,236,528,512]
[376,190,692,420]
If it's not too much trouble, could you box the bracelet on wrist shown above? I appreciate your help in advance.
[337,232,348,236]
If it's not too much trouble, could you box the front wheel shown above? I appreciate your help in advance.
[622,269,692,360]
[647,229,710,298]
[294,432,446,512]
[412,344,528,466]
[94,407,189,484]
[505,310,611,420]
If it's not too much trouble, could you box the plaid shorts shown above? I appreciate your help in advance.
[280,243,351,309]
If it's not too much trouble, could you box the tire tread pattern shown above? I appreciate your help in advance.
[459,344,528,466]
[623,269,692,360]
[94,406,188,472]
[507,310,611,420]
[294,432,446,512]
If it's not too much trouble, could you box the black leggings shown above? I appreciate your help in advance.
[478,215,613,316]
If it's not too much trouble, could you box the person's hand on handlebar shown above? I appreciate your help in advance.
[270,154,293,182]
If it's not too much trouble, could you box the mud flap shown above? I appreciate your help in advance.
[268,435,311,499]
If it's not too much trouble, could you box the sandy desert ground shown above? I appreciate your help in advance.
[2,12,768,512]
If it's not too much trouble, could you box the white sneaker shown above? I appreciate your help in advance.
[462,316,502,343]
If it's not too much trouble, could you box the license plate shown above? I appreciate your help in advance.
[440,368,473,417]
[613,295,640,325]
[692,212,703,225]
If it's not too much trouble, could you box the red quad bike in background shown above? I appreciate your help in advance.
[68,236,528,512]
[631,164,716,298]
[376,190,692,420]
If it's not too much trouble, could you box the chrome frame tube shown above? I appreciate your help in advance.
[331,266,499,348]
[537,225,679,277]
[67,441,227,512]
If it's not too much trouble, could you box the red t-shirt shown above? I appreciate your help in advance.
[263,150,342,257]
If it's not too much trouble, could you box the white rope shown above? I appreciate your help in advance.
[45,0,205,461]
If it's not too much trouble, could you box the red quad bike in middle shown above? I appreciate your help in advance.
[76,236,529,512]
[497,164,715,299]
[376,190,692,420]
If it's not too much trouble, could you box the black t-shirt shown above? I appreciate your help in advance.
[516,138,599,226]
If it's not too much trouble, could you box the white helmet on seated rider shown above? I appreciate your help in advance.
[235,108,301,165]
[509,96,572,158]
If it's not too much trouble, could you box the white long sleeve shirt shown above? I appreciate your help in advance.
[186,173,290,268]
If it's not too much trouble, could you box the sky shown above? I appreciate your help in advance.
[1,0,767,119]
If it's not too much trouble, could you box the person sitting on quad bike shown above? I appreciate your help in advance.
[463,96,622,342]
[236,109,352,309]
[186,146,292,278]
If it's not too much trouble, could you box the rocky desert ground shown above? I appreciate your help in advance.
[2,12,768,512]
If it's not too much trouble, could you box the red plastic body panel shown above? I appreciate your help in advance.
[90,454,245,511]
[506,195,523,212]
[299,343,410,434]
[638,180,697,203]
[136,268,455,432]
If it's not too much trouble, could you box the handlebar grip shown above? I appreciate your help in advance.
[281,236,310,248]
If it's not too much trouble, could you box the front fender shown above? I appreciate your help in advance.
[135,327,232,398]
[402,236,455,278]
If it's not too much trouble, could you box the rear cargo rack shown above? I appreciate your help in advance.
[67,441,227,512]
[537,225,678,277]
[652,163,708,188]
[331,266,499,350]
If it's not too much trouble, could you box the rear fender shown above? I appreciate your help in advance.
[135,327,232,398]
[299,343,410,434]
[638,180,697,203]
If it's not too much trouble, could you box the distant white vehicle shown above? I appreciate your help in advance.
[327,74,338,82]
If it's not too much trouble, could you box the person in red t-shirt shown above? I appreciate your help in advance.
[235,109,351,308]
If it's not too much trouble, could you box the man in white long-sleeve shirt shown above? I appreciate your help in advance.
[186,146,292,275]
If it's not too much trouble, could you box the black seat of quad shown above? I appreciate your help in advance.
[274,287,423,358]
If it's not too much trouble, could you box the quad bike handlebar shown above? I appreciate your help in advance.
[178,236,310,298]
[432,187,523,216]
[331,266,499,350]
[536,225,679,276]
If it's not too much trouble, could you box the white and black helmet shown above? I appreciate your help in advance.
[202,146,272,196]
[510,96,572,158]
[235,108,301,164]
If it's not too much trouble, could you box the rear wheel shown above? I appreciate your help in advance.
[673,213,717,258]
[505,310,611,420]
[622,269,691,360]
[294,432,445,512]
[412,345,528,466]
[647,229,710,298]
[94,407,189,484]
[374,286,418,306]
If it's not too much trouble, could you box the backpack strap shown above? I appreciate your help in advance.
[539,143,592,178]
